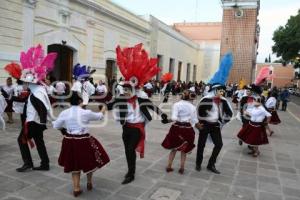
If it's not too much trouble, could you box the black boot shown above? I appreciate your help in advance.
[195,165,201,171]
[121,175,134,184]
[207,165,221,174]
[16,164,33,172]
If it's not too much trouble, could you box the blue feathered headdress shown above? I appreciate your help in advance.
[73,63,89,80]
[208,52,233,86]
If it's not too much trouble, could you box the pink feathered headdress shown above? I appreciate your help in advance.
[255,66,274,86]
[20,44,57,83]
[116,43,160,87]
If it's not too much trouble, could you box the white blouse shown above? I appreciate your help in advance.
[13,85,25,114]
[248,106,271,123]
[265,97,276,109]
[96,84,107,94]
[171,100,198,126]
[1,85,15,99]
[52,106,103,135]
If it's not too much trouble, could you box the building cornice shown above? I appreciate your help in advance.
[74,0,150,34]
[222,0,259,9]
[150,16,199,50]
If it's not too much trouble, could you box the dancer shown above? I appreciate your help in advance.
[265,92,281,136]
[195,53,234,174]
[237,97,271,157]
[0,91,7,130]
[53,91,109,197]
[7,45,57,172]
[161,73,173,103]
[107,43,168,184]
[0,77,15,123]
[162,90,201,174]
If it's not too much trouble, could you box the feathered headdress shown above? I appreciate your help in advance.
[116,43,160,87]
[209,52,233,86]
[4,62,22,79]
[255,66,273,86]
[73,63,90,80]
[20,44,57,83]
[161,73,173,83]
[208,52,233,91]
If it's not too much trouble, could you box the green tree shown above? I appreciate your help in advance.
[265,58,268,63]
[272,9,300,66]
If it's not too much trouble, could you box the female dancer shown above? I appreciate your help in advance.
[53,92,109,197]
[162,90,201,174]
[237,98,271,157]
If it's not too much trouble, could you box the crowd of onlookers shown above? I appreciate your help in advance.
[0,75,295,126]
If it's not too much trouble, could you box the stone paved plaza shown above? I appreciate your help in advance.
[1,95,300,200]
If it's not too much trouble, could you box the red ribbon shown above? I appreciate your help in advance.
[22,122,35,148]
[247,96,254,103]
[125,122,146,158]
[213,97,221,105]
[127,95,137,109]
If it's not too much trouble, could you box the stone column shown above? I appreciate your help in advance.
[87,19,95,67]
[22,0,37,49]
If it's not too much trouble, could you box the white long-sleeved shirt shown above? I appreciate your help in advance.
[26,84,53,124]
[13,85,26,114]
[71,81,82,93]
[96,84,107,94]
[265,97,276,109]
[1,85,15,99]
[247,106,271,123]
[171,100,198,126]
[52,106,103,135]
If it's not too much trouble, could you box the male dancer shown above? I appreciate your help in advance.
[195,53,233,174]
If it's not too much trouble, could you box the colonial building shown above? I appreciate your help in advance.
[220,0,260,84]
[0,0,202,84]
[173,22,222,82]
[256,63,295,88]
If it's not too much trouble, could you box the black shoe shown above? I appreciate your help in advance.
[239,140,243,146]
[33,165,49,171]
[16,164,33,172]
[121,176,134,184]
[207,165,221,174]
[195,165,201,171]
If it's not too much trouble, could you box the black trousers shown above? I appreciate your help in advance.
[18,120,49,167]
[122,126,141,177]
[196,123,223,167]
[282,100,287,111]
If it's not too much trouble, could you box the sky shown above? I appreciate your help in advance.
[111,0,300,62]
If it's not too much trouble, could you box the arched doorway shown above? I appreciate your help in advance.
[47,44,74,82]
[105,59,117,92]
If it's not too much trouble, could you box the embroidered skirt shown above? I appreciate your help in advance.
[269,110,281,125]
[237,121,269,146]
[161,122,195,153]
[4,99,13,112]
[58,133,110,173]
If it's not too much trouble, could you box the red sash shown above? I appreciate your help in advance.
[22,122,35,148]
[126,122,146,158]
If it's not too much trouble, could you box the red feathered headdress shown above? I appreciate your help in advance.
[161,73,173,83]
[4,62,22,79]
[255,66,274,86]
[116,43,160,87]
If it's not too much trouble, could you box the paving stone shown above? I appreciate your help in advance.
[283,187,300,198]
[258,182,282,194]
[207,182,230,195]
[116,185,147,198]
[234,176,257,189]
[201,190,228,200]
[229,187,257,200]
[258,192,283,200]
[211,175,234,185]
[278,166,297,174]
